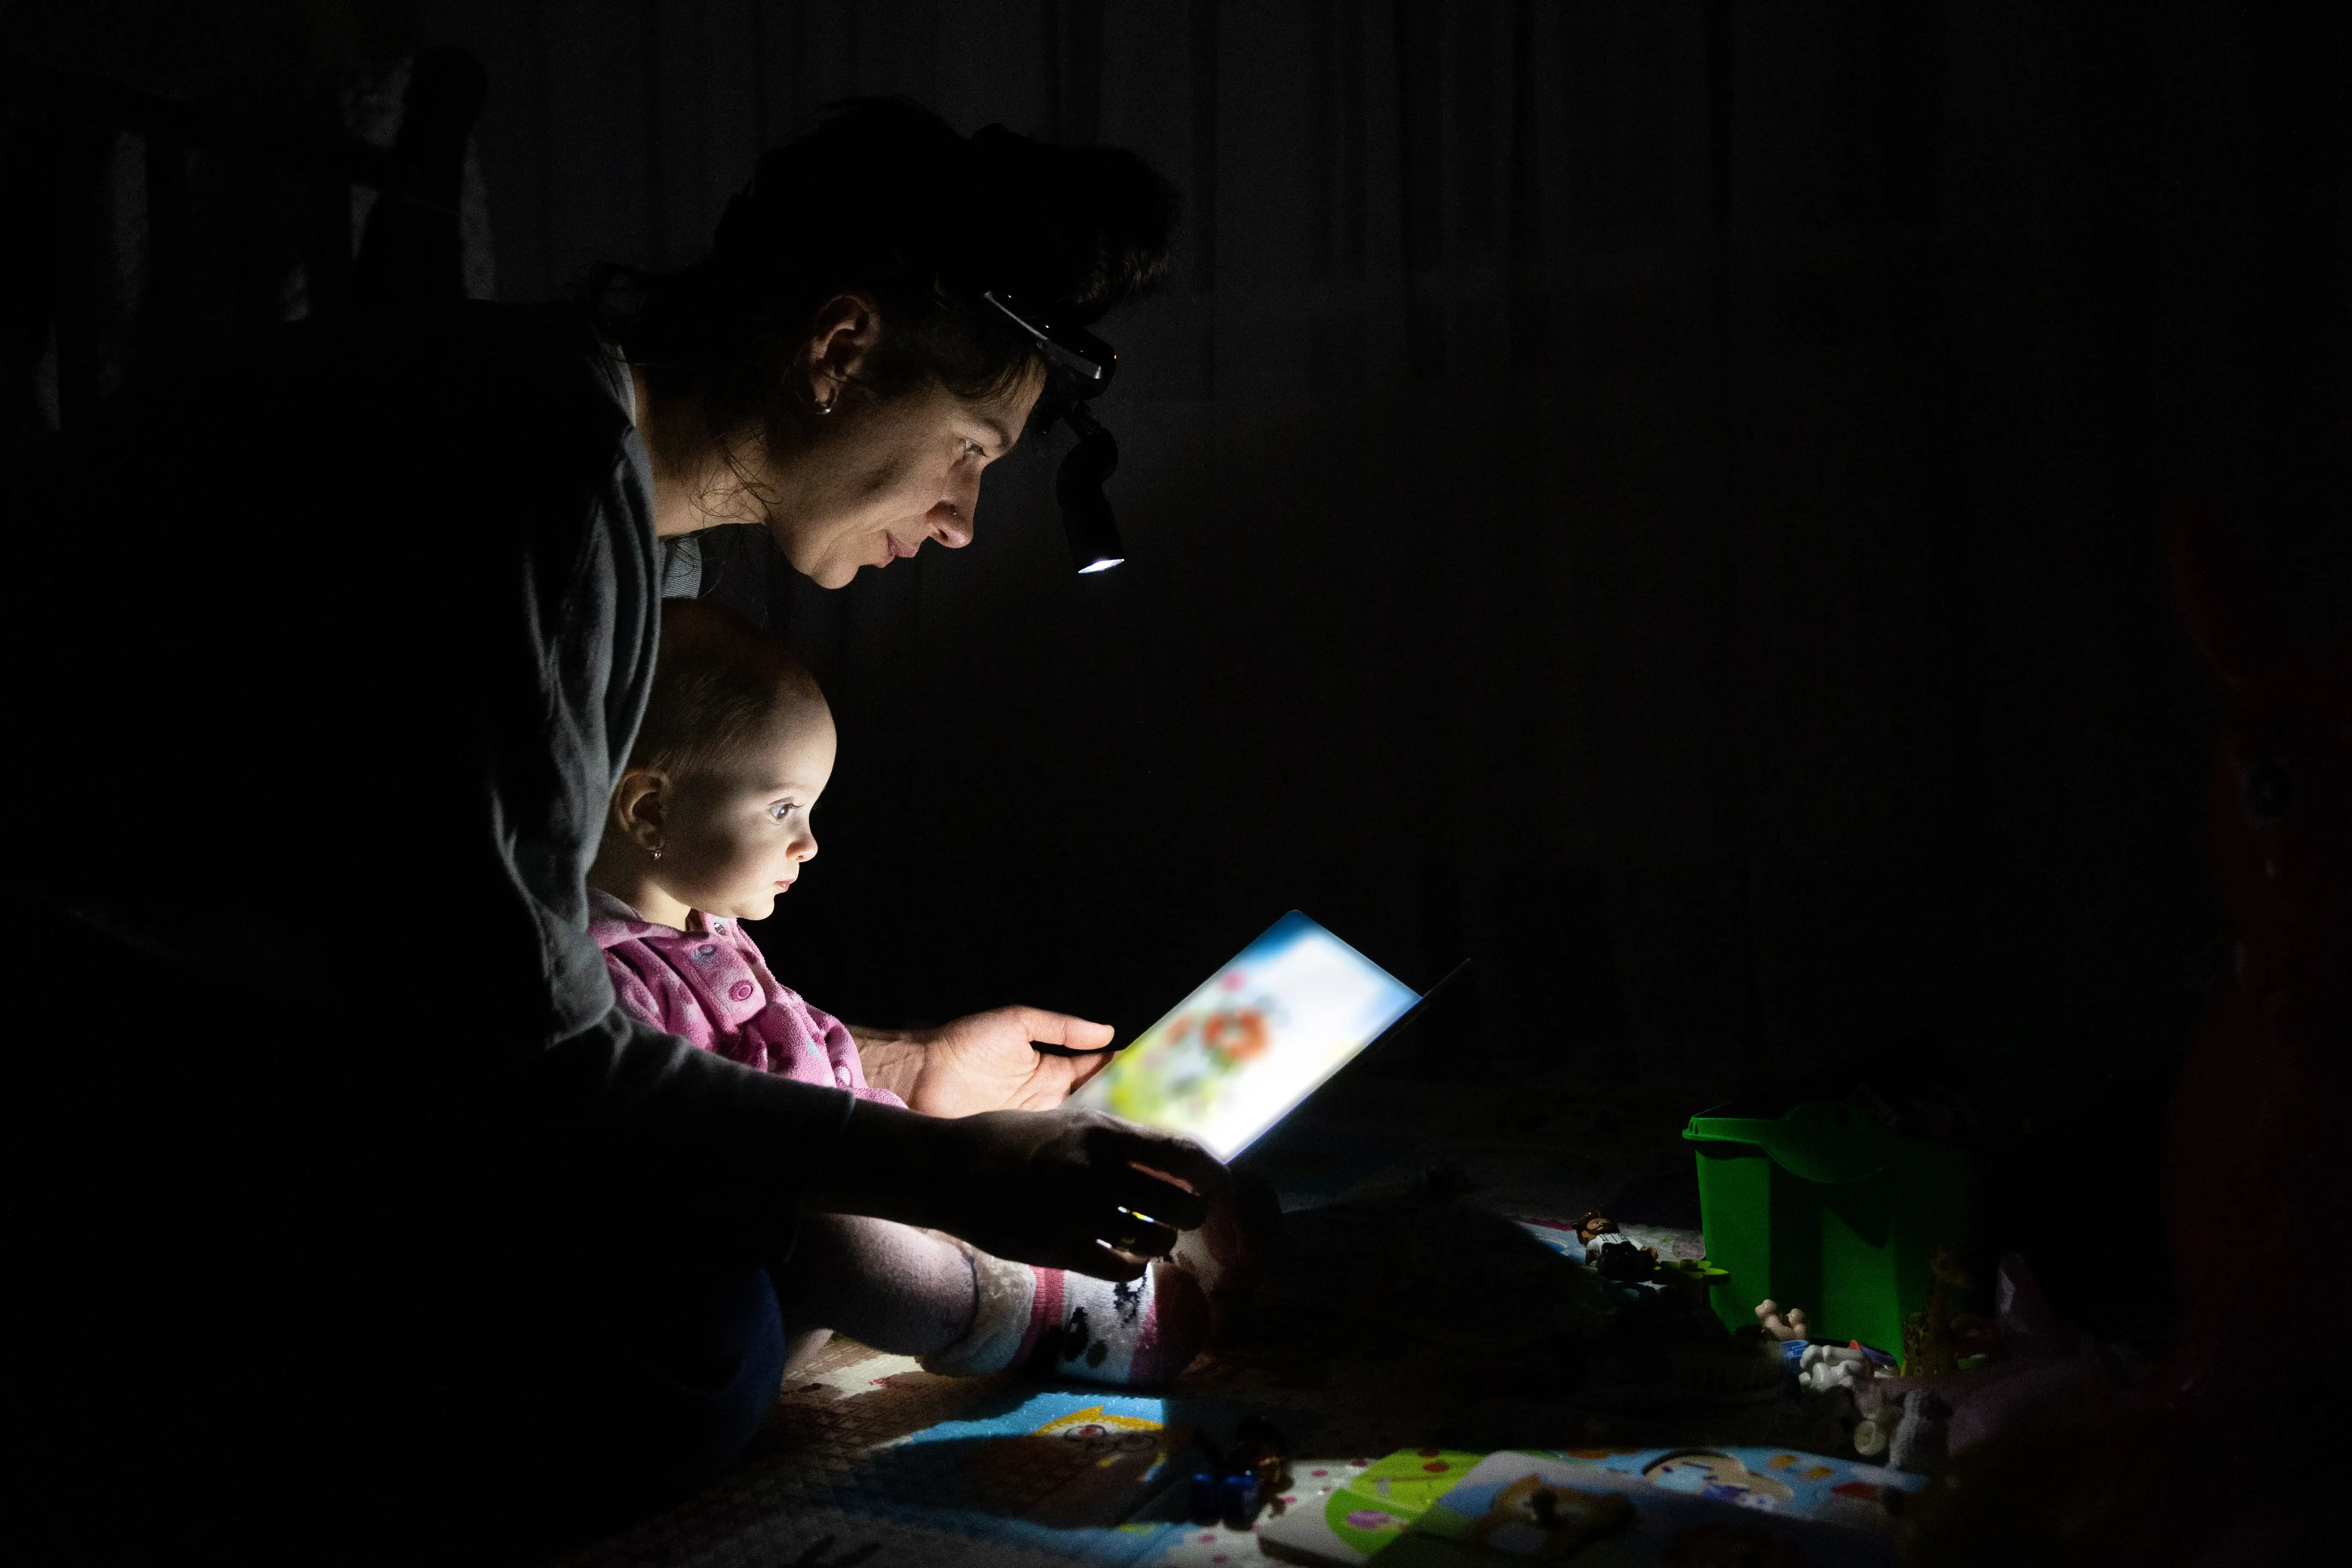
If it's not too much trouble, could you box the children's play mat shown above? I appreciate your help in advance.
[547,1072,1923,1567]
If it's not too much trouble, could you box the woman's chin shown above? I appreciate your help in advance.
[769,520,856,588]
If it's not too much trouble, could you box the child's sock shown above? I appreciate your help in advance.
[920,1251,1210,1387]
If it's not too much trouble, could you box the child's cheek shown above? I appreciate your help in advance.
[723,826,770,889]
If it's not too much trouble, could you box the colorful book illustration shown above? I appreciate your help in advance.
[1075,911,1418,1160]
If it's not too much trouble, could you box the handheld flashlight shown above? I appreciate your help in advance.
[982,291,1126,575]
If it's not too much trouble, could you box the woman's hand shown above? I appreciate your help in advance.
[802,1099,1225,1280]
[855,1007,1118,1116]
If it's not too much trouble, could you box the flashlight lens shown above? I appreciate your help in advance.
[1078,557,1124,574]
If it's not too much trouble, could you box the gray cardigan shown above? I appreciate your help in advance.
[34,303,848,1265]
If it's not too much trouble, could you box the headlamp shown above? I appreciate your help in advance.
[982,291,1126,574]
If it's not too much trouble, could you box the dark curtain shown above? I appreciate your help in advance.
[21,0,2345,1087]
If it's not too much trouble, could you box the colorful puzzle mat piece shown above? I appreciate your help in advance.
[550,1341,1321,1568]
[1251,1449,1484,1567]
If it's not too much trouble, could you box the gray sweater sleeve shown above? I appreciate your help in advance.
[42,303,855,1265]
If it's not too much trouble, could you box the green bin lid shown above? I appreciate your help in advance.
[1682,1100,1892,1185]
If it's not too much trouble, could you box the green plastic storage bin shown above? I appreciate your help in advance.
[1684,1100,1971,1357]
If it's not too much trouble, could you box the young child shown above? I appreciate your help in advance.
[587,598,1218,1385]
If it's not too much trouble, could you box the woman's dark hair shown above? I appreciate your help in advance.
[594,99,1176,473]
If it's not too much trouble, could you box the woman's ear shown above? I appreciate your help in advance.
[804,293,882,407]
[609,768,670,854]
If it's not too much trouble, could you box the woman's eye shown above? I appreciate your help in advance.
[960,438,985,460]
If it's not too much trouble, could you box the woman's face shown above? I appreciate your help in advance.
[764,366,1047,590]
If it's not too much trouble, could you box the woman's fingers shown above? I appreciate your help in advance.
[1093,1128,1227,1202]
[1099,1163,1211,1230]
[1095,1210,1179,1258]
[1012,1006,1116,1053]
[913,1106,1232,1274]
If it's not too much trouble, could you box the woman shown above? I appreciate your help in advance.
[10,101,1208,1556]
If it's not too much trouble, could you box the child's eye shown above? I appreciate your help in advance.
[769,802,797,821]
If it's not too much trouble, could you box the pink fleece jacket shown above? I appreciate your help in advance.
[588,889,903,1106]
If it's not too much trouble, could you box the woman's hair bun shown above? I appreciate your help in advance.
[726,99,1176,325]
[602,100,1176,453]
[964,122,1177,322]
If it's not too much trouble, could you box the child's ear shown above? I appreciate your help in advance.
[609,768,670,853]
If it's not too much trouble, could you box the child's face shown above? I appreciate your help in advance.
[654,698,837,922]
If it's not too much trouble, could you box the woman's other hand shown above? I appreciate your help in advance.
[855,1007,1118,1116]
[805,1100,1226,1280]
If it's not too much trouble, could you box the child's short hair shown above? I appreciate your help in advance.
[629,598,827,776]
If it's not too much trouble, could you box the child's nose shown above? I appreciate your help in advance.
[794,833,818,863]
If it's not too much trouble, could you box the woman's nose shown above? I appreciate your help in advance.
[928,471,980,548]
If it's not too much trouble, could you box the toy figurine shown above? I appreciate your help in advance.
[1187,1415,1288,1528]
[1579,1216,1662,1282]
[1797,1342,1877,1395]
[1591,1234,1661,1282]
[1900,1248,1968,1378]
[2162,493,2352,1402]
[1850,1384,1894,1458]
[1886,1390,1951,1475]
[1754,1299,1810,1342]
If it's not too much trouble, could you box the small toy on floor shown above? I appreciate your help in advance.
[1755,1298,1810,1342]
[1887,1390,1952,1474]
[1796,1342,1877,1396]
[1187,1415,1289,1528]
[1577,1213,1664,1283]
[1852,1384,1896,1458]
[1752,1293,1966,1472]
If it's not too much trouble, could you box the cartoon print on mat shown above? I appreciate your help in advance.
[1463,1473,1632,1558]
[1039,1406,1166,1460]
[1639,1451,1796,1511]
[956,1403,1188,1529]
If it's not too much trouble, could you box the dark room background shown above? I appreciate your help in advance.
[10,0,2346,1098]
